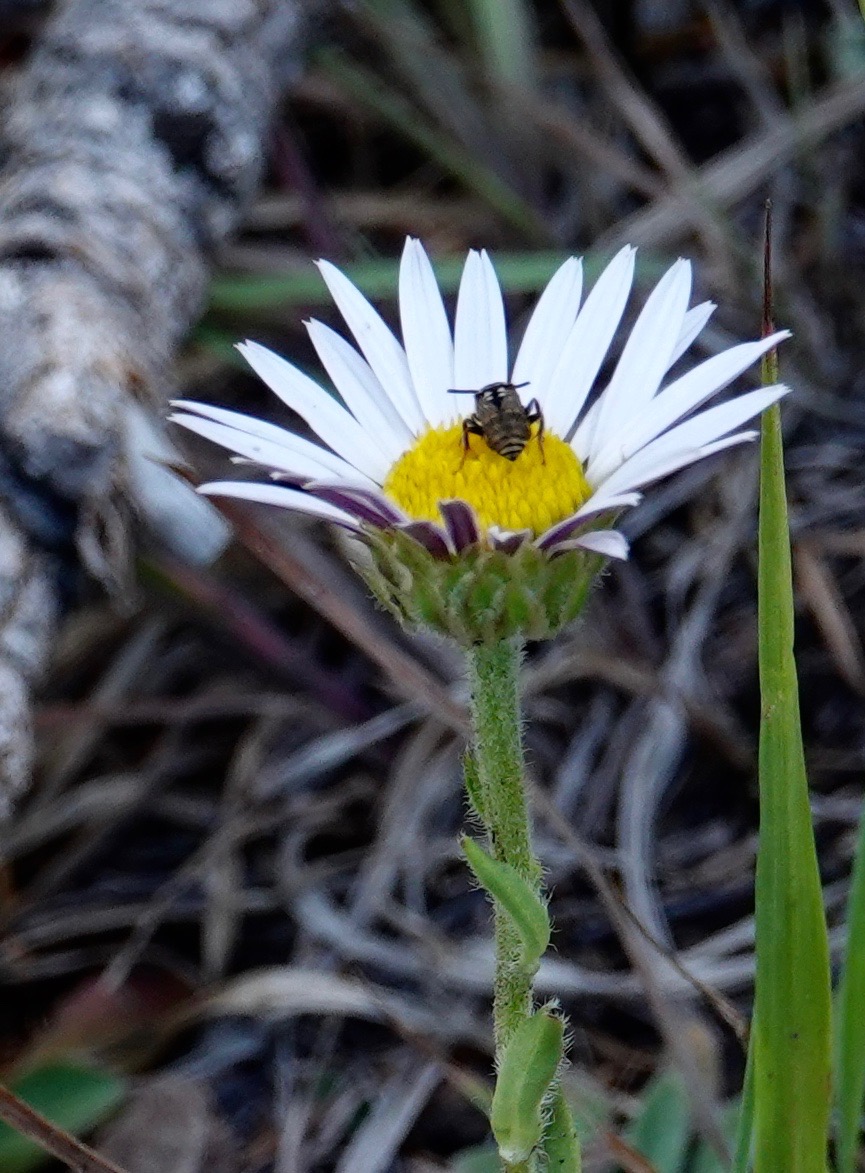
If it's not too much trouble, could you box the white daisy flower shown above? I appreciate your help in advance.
[171,238,788,567]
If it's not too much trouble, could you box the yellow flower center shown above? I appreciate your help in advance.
[383,424,592,536]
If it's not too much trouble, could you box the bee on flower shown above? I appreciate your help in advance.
[447,380,544,464]
[171,239,788,644]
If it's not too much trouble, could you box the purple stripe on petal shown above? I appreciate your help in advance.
[490,528,531,554]
[308,483,406,525]
[439,499,481,551]
[398,521,452,559]
[537,513,589,551]
[340,488,405,525]
[326,516,365,534]
[537,492,641,551]
[307,486,394,529]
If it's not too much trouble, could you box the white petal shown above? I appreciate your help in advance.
[595,432,758,497]
[171,412,359,483]
[542,245,637,439]
[594,383,788,497]
[171,399,370,484]
[316,259,425,433]
[399,238,455,427]
[237,341,390,483]
[573,529,629,559]
[585,258,693,460]
[668,301,716,367]
[615,383,786,482]
[453,249,508,392]
[587,330,790,483]
[305,319,412,463]
[569,395,602,461]
[199,481,360,527]
[573,490,642,520]
[511,257,583,404]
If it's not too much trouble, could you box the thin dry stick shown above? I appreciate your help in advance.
[794,542,865,696]
[705,0,786,130]
[533,786,748,1043]
[523,92,667,202]
[606,71,865,249]
[561,0,735,276]
[535,790,737,1163]
[0,1083,127,1173]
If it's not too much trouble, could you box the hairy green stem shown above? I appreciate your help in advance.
[466,638,543,1048]
[466,637,581,1173]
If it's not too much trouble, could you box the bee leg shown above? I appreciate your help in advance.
[459,417,483,470]
[527,399,545,465]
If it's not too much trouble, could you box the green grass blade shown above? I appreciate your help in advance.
[316,49,549,241]
[451,1146,501,1173]
[834,797,865,1173]
[753,397,832,1172]
[466,0,538,89]
[624,1067,691,1173]
[0,1064,126,1173]
[208,252,670,316]
[359,0,504,166]
[691,1099,743,1173]
[209,252,571,313]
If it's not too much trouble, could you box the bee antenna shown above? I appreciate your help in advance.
[513,381,530,389]
[447,388,477,395]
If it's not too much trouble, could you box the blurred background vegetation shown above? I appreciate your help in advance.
[4,0,865,1169]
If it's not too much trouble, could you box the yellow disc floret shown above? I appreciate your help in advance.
[383,424,592,536]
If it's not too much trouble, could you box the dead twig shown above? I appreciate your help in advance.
[0,1083,127,1173]
[561,0,736,278]
[605,71,865,249]
[795,541,865,695]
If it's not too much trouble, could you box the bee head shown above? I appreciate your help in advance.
[447,381,530,406]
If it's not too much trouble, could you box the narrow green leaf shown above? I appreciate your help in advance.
[0,1064,126,1173]
[541,1087,582,1172]
[834,796,865,1173]
[753,396,832,1172]
[624,1067,691,1173]
[490,1010,564,1165]
[461,835,550,973]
